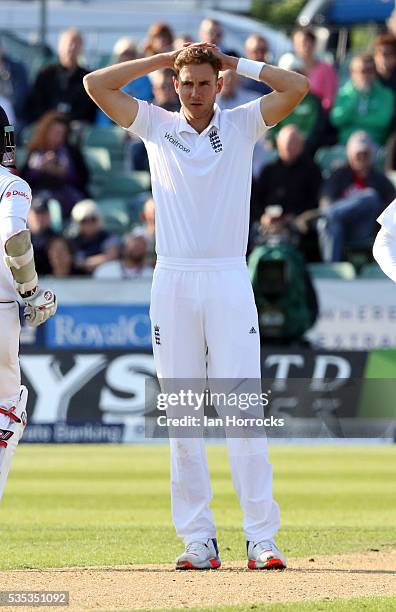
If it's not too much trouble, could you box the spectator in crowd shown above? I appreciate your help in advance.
[150,69,180,111]
[373,33,396,92]
[94,229,153,279]
[240,34,271,96]
[70,199,120,274]
[27,194,59,275]
[22,111,90,219]
[47,235,85,277]
[97,37,153,125]
[128,69,180,170]
[143,22,174,57]
[251,125,322,261]
[252,125,322,220]
[217,70,256,109]
[198,18,223,47]
[173,34,194,49]
[318,131,395,262]
[268,56,325,155]
[0,43,29,131]
[330,53,394,146]
[27,28,96,124]
[292,27,337,111]
[198,18,236,56]
[245,32,270,62]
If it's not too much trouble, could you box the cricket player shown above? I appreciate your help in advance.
[84,42,308,570]
[373,199,396,282]
[0,106,57,499]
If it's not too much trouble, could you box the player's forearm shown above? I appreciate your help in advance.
[84,54,170,93]
[258,64,309,95]
[232,55,308,96]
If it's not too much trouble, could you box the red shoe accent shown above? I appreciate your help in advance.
[248,557,285,570]
[0,440,8,448]
[264,557,286,569]
[177,561,195,569]
[176,559,221,570]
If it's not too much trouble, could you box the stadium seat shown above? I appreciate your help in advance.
[308,262,356,279]
[81,125,126,171]
[0,29,56,82]
[99,171,151,199]
[387,171,396,187]
[344,241,374,273]
[19,123,35,147]
[314,145,347,179]
[359,263,387,279]
[96,197,131,234]
[47,198,63,233]
[82,146,111,174]
[15,147,27,170]
[84,146,113,198]
[82,125,125,148]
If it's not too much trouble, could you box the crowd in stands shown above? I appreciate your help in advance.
[4,16,396,278]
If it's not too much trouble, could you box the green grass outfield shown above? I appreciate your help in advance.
[149,596,396,612]
[1,445,396,610]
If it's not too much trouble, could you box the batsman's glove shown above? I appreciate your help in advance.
[20,287,57,327]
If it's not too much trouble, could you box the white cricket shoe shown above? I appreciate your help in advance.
[247,539,286,570]
[175,538,221,570]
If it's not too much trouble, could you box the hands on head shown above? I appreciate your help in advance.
[166,42,236,71]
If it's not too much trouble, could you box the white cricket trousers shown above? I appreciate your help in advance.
[150,256,280,544]
[0,302,21,403]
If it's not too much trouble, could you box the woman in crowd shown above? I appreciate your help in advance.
[292,27,338,112]
[22,111,90,219]
[143,22,174,57]
[47,235,87,277]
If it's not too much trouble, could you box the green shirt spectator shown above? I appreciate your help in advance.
[330,53,394,146]
[267,90,324,155]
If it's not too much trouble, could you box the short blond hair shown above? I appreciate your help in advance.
[174,47,222,77]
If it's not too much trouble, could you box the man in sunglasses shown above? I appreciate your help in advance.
[318,131,395,262]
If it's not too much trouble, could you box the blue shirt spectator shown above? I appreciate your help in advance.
[96,37,153,125]
[240,34,272,96]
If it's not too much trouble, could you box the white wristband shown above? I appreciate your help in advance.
[236,57,265,81]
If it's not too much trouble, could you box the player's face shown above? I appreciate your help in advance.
[174,63,222,119]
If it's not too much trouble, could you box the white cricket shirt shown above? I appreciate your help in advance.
[377,198,396,239]
[126,98,269,258]
[0,166,32,301]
